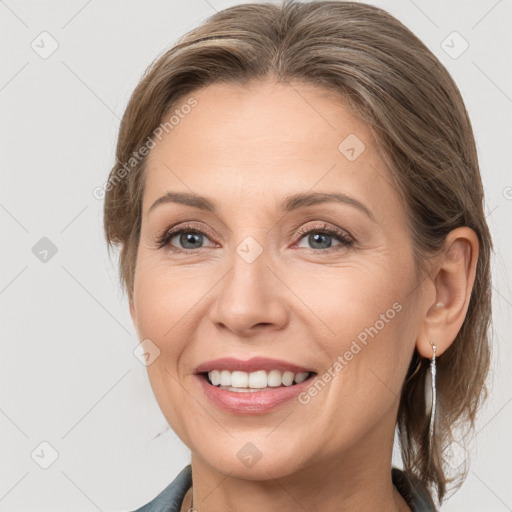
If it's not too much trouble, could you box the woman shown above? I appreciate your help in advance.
[103,1,492,510]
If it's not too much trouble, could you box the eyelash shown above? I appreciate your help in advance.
[155,222,354,254]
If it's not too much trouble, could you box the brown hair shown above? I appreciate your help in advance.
[103,0,492,504]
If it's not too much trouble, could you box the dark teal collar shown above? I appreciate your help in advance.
[392,467,438,511]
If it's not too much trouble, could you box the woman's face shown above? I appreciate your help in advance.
[130,80,427,479]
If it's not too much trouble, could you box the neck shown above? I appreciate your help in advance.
[184,426,410,512]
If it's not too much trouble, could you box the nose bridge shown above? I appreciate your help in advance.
[209,234,288,335]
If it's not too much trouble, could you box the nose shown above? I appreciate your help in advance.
[208,248,289,337]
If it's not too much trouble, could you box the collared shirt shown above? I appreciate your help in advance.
[132,465,437,511]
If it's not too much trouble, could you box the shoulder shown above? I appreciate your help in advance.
[131,465,192,512]
[392,467,438,512]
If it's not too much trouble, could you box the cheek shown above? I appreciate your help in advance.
[291,256,413,340]
[295,265,418,452]
[297,255,418,395]
[132,259,197,438]
[132,256,207,343]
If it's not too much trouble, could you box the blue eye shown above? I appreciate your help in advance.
[156,224,216,252]
[295,224,354,250]
[156,222,354,253]
[171,231,205,250]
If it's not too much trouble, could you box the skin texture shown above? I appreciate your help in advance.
[129,80,479,512]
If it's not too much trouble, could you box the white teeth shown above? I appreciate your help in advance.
[207,369,312,389]
[220,370,231,386]
[225,387,261,393]
[248,370,267,388]
[209,370,221,386]
[294,372,309,384]
[267,369,282,387]
[281,371,294,386]
[231,371,248,388]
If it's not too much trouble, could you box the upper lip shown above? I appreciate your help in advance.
[195,357,314,374]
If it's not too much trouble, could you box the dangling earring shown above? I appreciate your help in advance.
[426,339,437,443]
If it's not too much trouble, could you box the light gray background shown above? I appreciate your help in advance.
[1,0,511,510]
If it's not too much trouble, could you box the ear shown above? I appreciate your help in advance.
[416,227,479,358]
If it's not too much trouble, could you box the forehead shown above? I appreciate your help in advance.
[142,80,403,223]
[150,80,369,160]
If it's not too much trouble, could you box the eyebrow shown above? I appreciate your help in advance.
[148,191,375,221]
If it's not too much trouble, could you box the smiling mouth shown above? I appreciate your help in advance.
[201,369,317,392]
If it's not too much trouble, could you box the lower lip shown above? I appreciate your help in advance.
[197,374,316,414]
